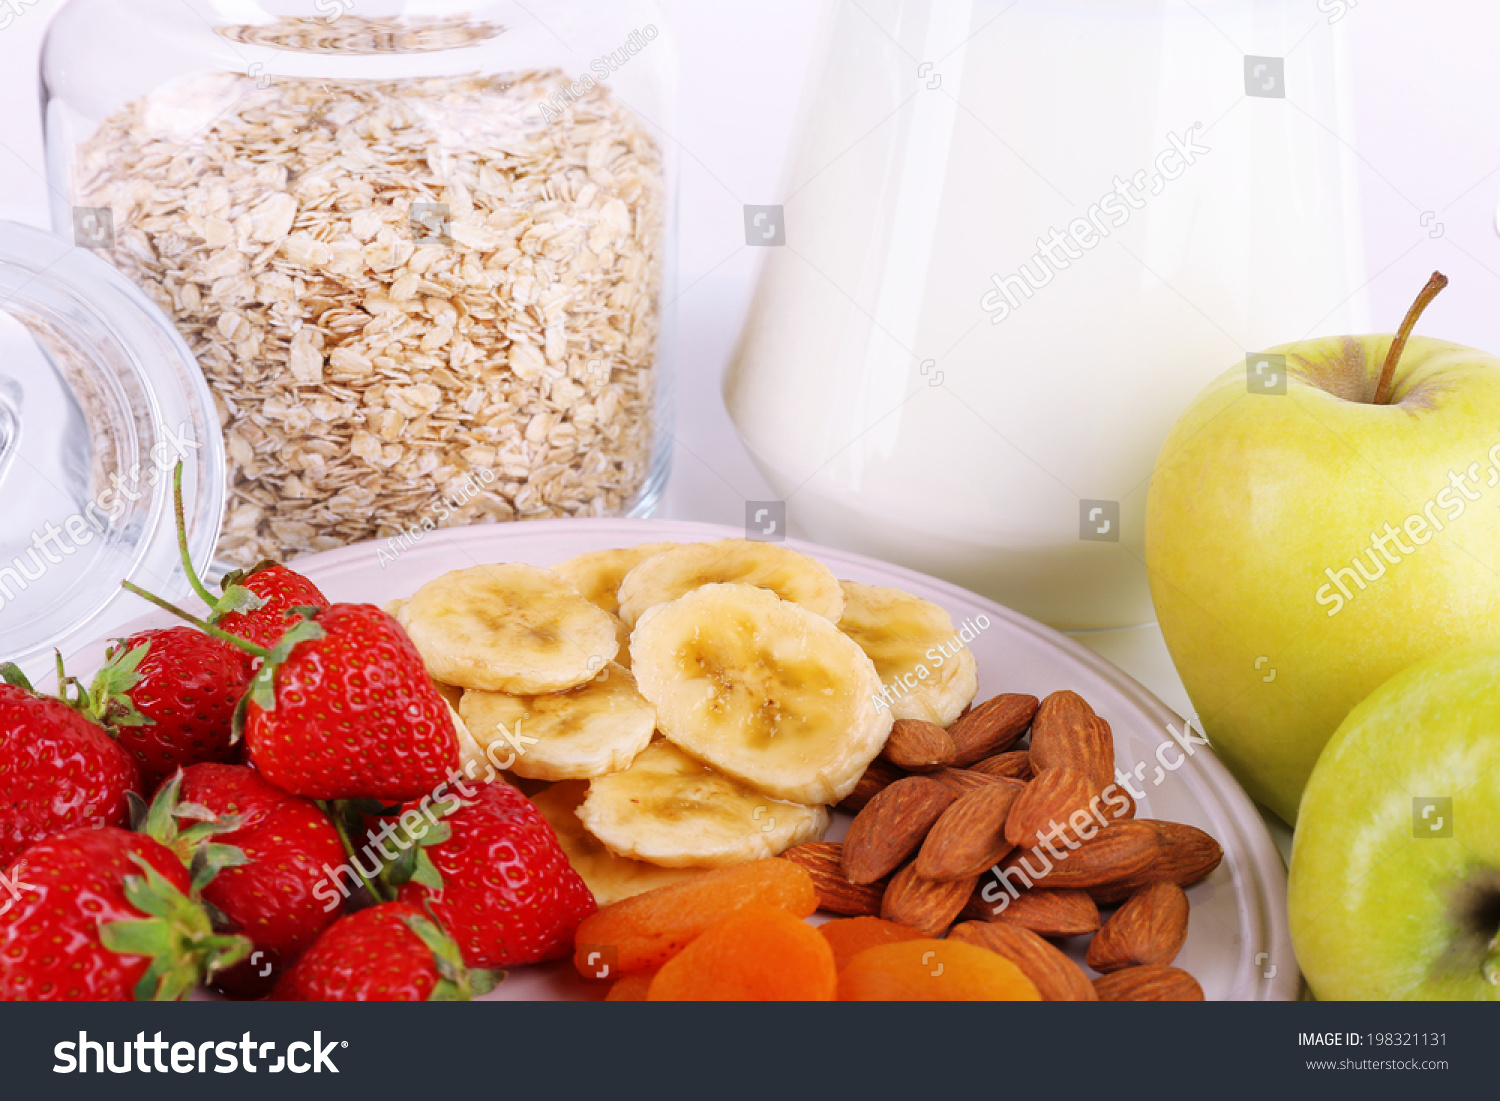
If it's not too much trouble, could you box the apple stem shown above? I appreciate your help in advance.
[1371,271,1448,406]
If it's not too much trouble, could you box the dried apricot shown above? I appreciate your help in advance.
[573,858,817,975]
[837,938,1041,1001]
[605,972,656,1001]
[647,903,836,1001]
[818,916,925,971]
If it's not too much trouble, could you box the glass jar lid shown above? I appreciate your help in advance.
[0,220,225,679]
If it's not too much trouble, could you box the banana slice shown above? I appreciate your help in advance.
[578,740,829,868]
[606,613,633,671]
[530,781,706,906]
[553,543,682,617]
[458,662,656,782]
[630,583,890,804]
[616,539,845,627]
[397,564,618,694]
[429,679,464,711]
[837,580,980,726]
[445,701,503,787]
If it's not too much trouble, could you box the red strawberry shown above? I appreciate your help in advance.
[244,604,459,803]
[0,682,138,865]
[85,627,252,790]
[216,564,328,650]
[157,463,326,650]
[395,781,595,969]
[272,901,497,1001]
[0,827,248,1000]
[170,763,347,998]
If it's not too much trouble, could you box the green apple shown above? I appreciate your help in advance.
[1146,274,1500,824]
[1288,641,1500,999]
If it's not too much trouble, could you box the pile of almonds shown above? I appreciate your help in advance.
[781,690,1222,1002]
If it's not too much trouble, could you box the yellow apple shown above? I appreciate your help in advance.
[1145,275,1500,823]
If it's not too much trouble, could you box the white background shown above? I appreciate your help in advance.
[6,0,1500,750]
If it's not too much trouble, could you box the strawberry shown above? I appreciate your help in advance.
[394,781,595,969]
[241,603,460,803]
[271,901,497,1001]
[0,827,248,1000]
[160,461,328,651]
[166,764,347,998]
[0,678,139,865]
[215,563,328,650]
[81,628,252,790]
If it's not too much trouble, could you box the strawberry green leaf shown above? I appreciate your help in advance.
[126,791,150,832]
[403,911,485,1001]
[138,775,249,893]
[470,968,503,996]
[244,618,326,714]
[410,849,444,892]
[0,662,32,690]
[212,583,266,619]
[104,854,253,1000]
[99,919,174,958]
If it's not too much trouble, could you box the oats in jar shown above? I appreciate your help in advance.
[73,68,665,565]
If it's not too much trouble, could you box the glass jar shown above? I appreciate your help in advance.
[42,0,676,568]
[0,220,224,679]
[725,0,1366,630]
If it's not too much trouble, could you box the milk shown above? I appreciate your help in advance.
[725,0,1366,628]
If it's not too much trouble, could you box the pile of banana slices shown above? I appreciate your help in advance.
[388,539,980,906]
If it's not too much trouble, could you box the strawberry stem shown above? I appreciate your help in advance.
[1372,271,1447,405]
[119,581,272,661]
[172,462,220,609]
[322,801,393,904]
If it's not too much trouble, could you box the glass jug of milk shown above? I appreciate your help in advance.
[725,0,1366,629]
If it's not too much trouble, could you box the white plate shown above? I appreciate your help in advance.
[74,518,1297,1001]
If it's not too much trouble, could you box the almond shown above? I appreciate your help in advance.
[880,863,976,937]
[1092,964,1204,1001]
[968,750,1033,782]
[930,768,1015,796]
[1086,819,1224,904]
[946,692,1039,767]
[1029,690,1114,791]
[914,782,1020,880]
[780,842,886,916]
[948,921,1097,1001]
[963,887,1101,937]
[1149,820,1224,885]
[996,820,1162,890]
[841,776,956,885]
[1085,881,1189,972]
[880,719,956,772]
[1003,766,1098,848]
[837,757,907,813]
